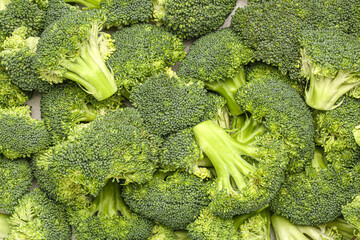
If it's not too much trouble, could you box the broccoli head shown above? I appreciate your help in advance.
[0,66,28,108]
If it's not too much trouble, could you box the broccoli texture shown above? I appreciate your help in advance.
[178,28,254,115]
[108,24,186,93]
[0,156,32,213]
[0,106,50,159]
[36,10,117,100]
[0,67,28,108]
[152,0,237,39]
[44,0,80,28]
[122,171,211,230]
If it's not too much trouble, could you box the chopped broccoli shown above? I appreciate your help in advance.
[0,66,28,108]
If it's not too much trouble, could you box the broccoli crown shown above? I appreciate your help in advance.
[36,10,117,100]
[153,0,237,39]
[300,29,360,110]
[44,0,80,28]
[7,189,71,240]
[178,28,254,115]
[69,180,154,240]
[108,24,186,91]
[0,0,45,44]
[122,171,211,230]
[0,106,50,159]
[314,97,360,168]
[0,27,52,92]
[342,195,360,230]
[100,0,153,28]
[33,108,161,208]
[271,148,360,226]
[130,74,211,136]
[235,78,315,173]
[0,156,32,213]
[0,67,28,108]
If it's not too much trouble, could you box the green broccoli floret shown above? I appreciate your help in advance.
[178,28,254,115]
[35,10,117,100]
[44,0,80,28]
[271,148,360,225]
[272,214,344,240]
[147,224,191,240]
[68,180,154,240]
[33,108,161,208]
[0,26,52,92]
[152,0,237,39]
[0,106,50,159]
[342,196,360,231]
[122,171,211,230]
[300,29,360,110]
[0,156,32,213]
[0,66,28,107]
[107,24,186,94]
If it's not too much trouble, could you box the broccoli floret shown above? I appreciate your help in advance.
[107,24,186,94]
[0,156,32,213]
[44,0,80,28]
[33,108,161,208]
[178,28,254,115]
[271,148,360,225]
[152,0,237,39]
[35,10,117,100]
[0,66,28,107]
[0,27,52,92]
[342,196,360,231]
[0,106,50,159]
[147,224,191,240]
[122,171,211,230]
[300,29,360,110]
[68,180,154,240]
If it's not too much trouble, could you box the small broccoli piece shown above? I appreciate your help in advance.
[68,180,154,240]
[178,28,254,115]
[342,196,360,231]
[44,0,80,28]
[147,224,191,240]
[0,66,28,107]
[272,214,344,240]
[1,189,71,239]
[0,26,52,92]
[33,108,161,208]
[300,29,360,110]
[36,10,117,100]
[152,0,237,39]
[0,156,32,213]
[130,74,210,136]
[0,106,50,159]
[271,148,360,225]
[108,24,186,93]
[122,171,211,230]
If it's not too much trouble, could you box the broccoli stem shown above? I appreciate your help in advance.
[193,120,258,192]
[64,0,102,9]
[0,213,10,239]
[271,214,309,240]
[327,218,359,239]
[231,114,264,145]
[76,102,97,123]
[305,69,360,110]
[173,231,191,240]
[312,148,326,169]
[60,24,117,101]
[205,67,246,116]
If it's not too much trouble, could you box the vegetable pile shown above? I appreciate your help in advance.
[0,0,360,239]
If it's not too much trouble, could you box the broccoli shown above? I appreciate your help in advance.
[271,148,360,225]
[122,171,211,230]
[0,106,50,159]
[152,0,237,39]
[147,224,191,240]
[300,29,360,110]
[62,0,102,8]
[0,26,52,92]
[178,28,254,115]
[272,214,344,240]
[107,24,186,94]
[35,10,117,100]
[44,0,80,28]
[33,108,161,208]
[342,196,360,231]
[327,218,360,239]
[0,66,28,108]
[0,156,32,213]
[68,180,154,240]
[0,212,9,239]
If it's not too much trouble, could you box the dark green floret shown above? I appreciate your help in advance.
[178,28,254,115]
[36,10,117,100]
[0,66,28,108]
[0,106,50,159]
[44,0,80,28]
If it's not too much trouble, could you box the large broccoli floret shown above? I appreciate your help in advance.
[68,180,154,240]
[0,26,52,92]
[0,156,32,213]
[178,28,254,115]
[0,106,50,159]
[152,0,236,39]
[300,29,360,110]
[108,24,186,94]
[33,108,161,208]
[36,10,117,100]
[122,171,211,230]
[0,66,28,107]
[271,148,360,225]
[44,0,80,28]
